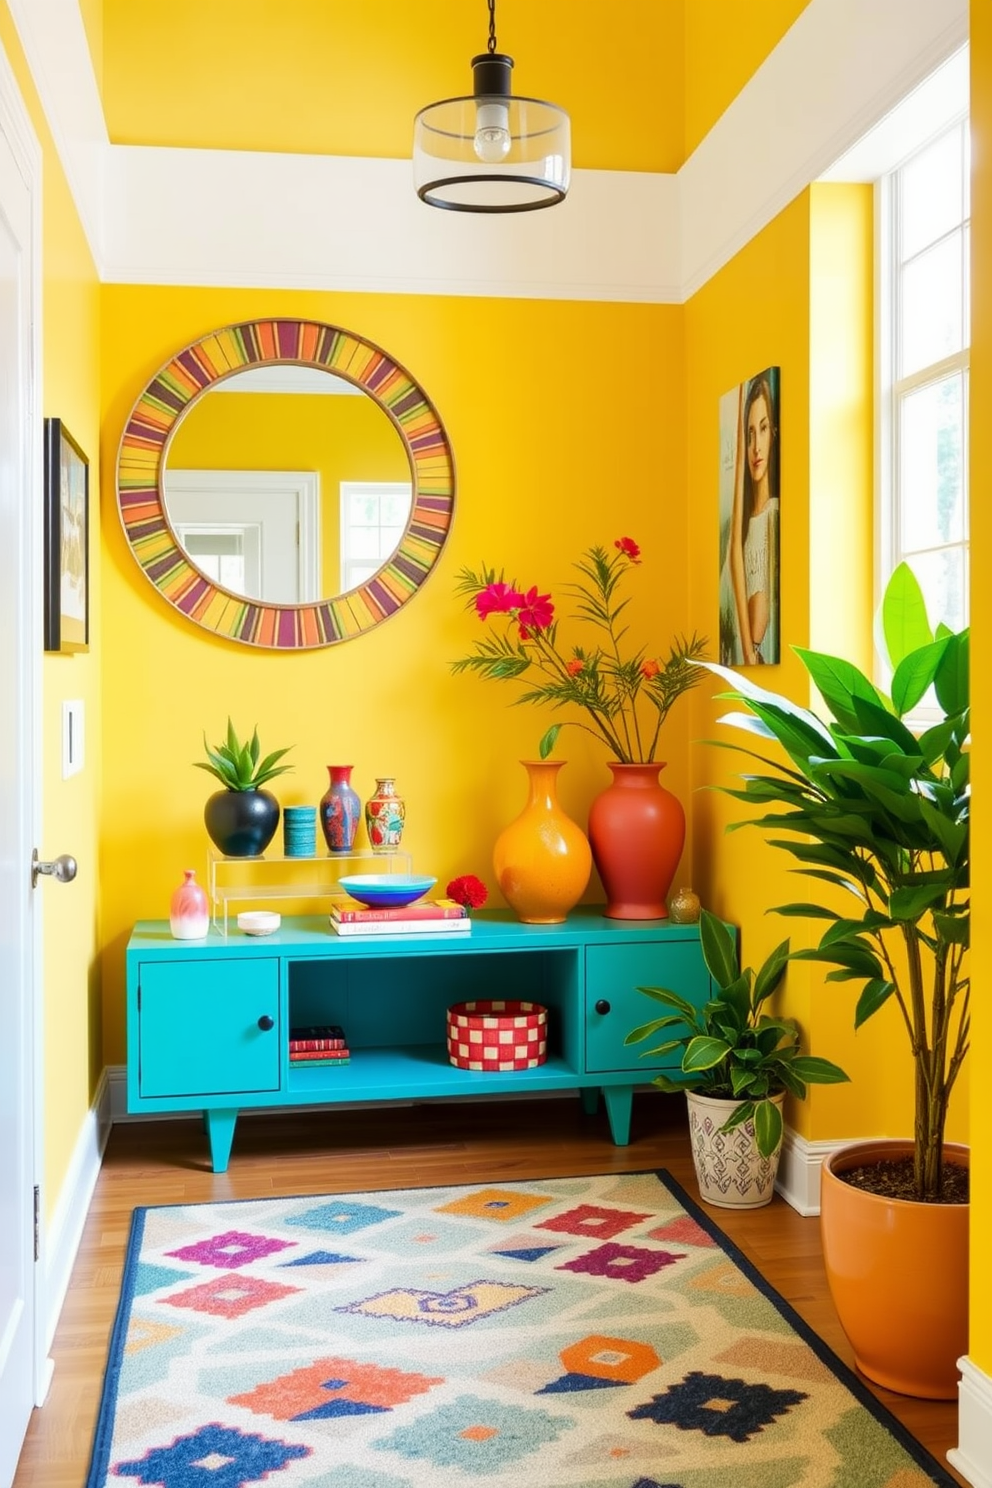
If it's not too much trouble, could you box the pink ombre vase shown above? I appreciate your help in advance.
[170,869,209,940]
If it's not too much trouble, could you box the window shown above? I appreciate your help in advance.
[340,482,413,592]
[881,118,970,633]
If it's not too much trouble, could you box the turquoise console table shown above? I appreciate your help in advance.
[125,908,714,1172]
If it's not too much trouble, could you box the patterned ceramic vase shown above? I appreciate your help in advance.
[320,766,362,853]
[587,762,685,919]
[669,886,702,924]
[492,760,592,925]
[685,1090,785,1209]
[169,869,209,940]
[365,777,406,853]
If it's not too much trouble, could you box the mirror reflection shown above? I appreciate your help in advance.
[162,365,413,605]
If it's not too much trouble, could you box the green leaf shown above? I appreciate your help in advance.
[854,978,896,1027]
[934,631,969,715]
[890,638,951,717]
[226,716,239,756]
[638,1039,688,1060]
[752,939,790,1006]
[718,1099,755,1134]
[698,910,739,989]
[636,986,698,1021]
[881,561,933,669]
[538,724,561,759]
[793,648,884,733]
[624,1017,686,1046]
[753,1098,784,1158]
[933,911,969,946]
[792,942,883,978]
[888,884,947,921]
[682,1036,731,1072]
[788,1056,849,1084]
[651,1073,690,1093]
[768,903,842,921]
[249,726,260,767]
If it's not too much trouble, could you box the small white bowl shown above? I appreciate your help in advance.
[237,910,281,936]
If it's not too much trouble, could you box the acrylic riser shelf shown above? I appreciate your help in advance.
[206,847,414,935]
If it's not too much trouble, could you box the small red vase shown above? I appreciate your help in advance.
[588,762,685,919]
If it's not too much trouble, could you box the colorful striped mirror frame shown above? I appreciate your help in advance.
[116,319,455,649]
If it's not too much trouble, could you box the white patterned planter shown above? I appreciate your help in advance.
[686,1090,785,1209]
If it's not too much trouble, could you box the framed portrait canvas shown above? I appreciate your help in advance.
[44,418,89,653]
[718,366,781,666]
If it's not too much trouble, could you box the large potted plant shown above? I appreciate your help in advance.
[195,719,294,858]
[625,909,847,1209]
[703,563,969,1398]
[452,537,707,917]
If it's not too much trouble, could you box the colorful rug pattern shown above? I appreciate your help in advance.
[87,1170,957,1487]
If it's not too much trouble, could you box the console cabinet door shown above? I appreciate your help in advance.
[137,959,280,1098]
[584,942,707,1074]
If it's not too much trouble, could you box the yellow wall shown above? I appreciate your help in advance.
[683,0,810,157]
[99,286,689,1060]
[968,0,991,1371]
[100,0,685,172]
[0,2,102,1220]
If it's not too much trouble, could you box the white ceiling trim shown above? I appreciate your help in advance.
[6,0,970,304]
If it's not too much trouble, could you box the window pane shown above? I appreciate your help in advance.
[900,233,963,375]
[899,375,964,550]
[348,528,382,560]
[904,547,967,634]
[381,493,412,525]
[347,493,379,523]
[901,126,962,261]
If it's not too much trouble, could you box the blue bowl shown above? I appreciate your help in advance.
[338,874,437,909]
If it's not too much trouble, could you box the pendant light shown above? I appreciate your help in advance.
[413,0,570,213]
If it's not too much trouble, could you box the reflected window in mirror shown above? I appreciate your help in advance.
[340,481,412,591]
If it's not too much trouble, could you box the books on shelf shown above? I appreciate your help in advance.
[289,1047,350,1062]
[289,1055,350,1067]
[332,897,468,924]
[329,913,472,938]
[289,1024,347,1051]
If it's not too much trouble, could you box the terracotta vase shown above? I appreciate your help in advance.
[492,760,592,924]
[169,869,209,940]
[587,762,685,919]
[820,1139,969,1399]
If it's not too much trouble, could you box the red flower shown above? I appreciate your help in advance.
[516,586,554,639]
[476,582,525,619]
[446,874,489,909]
[566,658,585,677]
[614,536,641,563]
[640,658,660,679]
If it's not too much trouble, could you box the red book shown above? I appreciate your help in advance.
[331,897,468,924]
[289,1037,347,1051]
[289,1025,346,1051]
[289,1047,350,1061]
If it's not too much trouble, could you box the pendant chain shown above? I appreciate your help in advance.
[486,0,497,55]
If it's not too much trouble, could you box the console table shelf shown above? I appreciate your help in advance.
[126,908,716,1171]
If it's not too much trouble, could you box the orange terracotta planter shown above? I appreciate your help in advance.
[587,762,685,919]
[492,760,592,924]
[820,1140,969,1400]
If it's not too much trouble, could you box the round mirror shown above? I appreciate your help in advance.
[117,319,455,649]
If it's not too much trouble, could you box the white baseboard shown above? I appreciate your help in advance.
[774,1128,855,1216]
[948,1356,992,1488]
[43,1067,113,1355]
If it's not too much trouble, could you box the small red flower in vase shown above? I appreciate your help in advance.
[446,875,488,911]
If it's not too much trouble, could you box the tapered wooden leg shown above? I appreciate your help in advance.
[603,1086,633,1146]
[204,1108,239,1172]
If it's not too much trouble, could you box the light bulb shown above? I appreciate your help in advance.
[474,101,511,163]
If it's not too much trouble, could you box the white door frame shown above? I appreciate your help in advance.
[0,34,46,1418]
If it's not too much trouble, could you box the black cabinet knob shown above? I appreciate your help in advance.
[257,1015,274,1031]
[595,999,611,1015]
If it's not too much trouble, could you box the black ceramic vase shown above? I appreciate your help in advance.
[204,788,280,857]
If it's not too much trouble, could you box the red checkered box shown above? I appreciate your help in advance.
[446,999,548,1071]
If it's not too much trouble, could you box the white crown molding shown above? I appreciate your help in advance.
[6,0,970,300]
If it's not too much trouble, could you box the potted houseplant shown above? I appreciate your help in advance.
[452,537,707,917]
[195,719,294,857]
[702,562,969,1397]
[625,908,847,1209]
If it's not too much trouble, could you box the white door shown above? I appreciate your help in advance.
[0,71,39,1488]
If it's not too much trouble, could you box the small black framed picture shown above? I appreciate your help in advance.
[43,418,89,653]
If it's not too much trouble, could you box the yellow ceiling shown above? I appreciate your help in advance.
[94,0,810,174]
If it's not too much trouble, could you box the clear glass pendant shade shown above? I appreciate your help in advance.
[413,53,570,212]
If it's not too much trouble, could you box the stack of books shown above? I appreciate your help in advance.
[329,898,471,937]
[288,1024,350,1067]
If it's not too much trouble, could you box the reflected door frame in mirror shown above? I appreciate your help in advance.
[116,319,455,649]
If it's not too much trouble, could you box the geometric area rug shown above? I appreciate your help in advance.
[85,1170,959,1488]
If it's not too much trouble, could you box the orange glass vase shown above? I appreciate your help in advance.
[588,761,685,919]
[492,760,592,924]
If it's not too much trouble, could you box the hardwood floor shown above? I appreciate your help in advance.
[13,1094,967,1487]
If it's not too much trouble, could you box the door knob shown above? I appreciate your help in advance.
[31,849,77,888]
[257,1015,274,1031]
[595,999,611,1015]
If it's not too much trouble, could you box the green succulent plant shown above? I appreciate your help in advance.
[194,718,294,792]
[625,909,848,1157]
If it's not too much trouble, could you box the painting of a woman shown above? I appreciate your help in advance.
[719,367,780,665]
